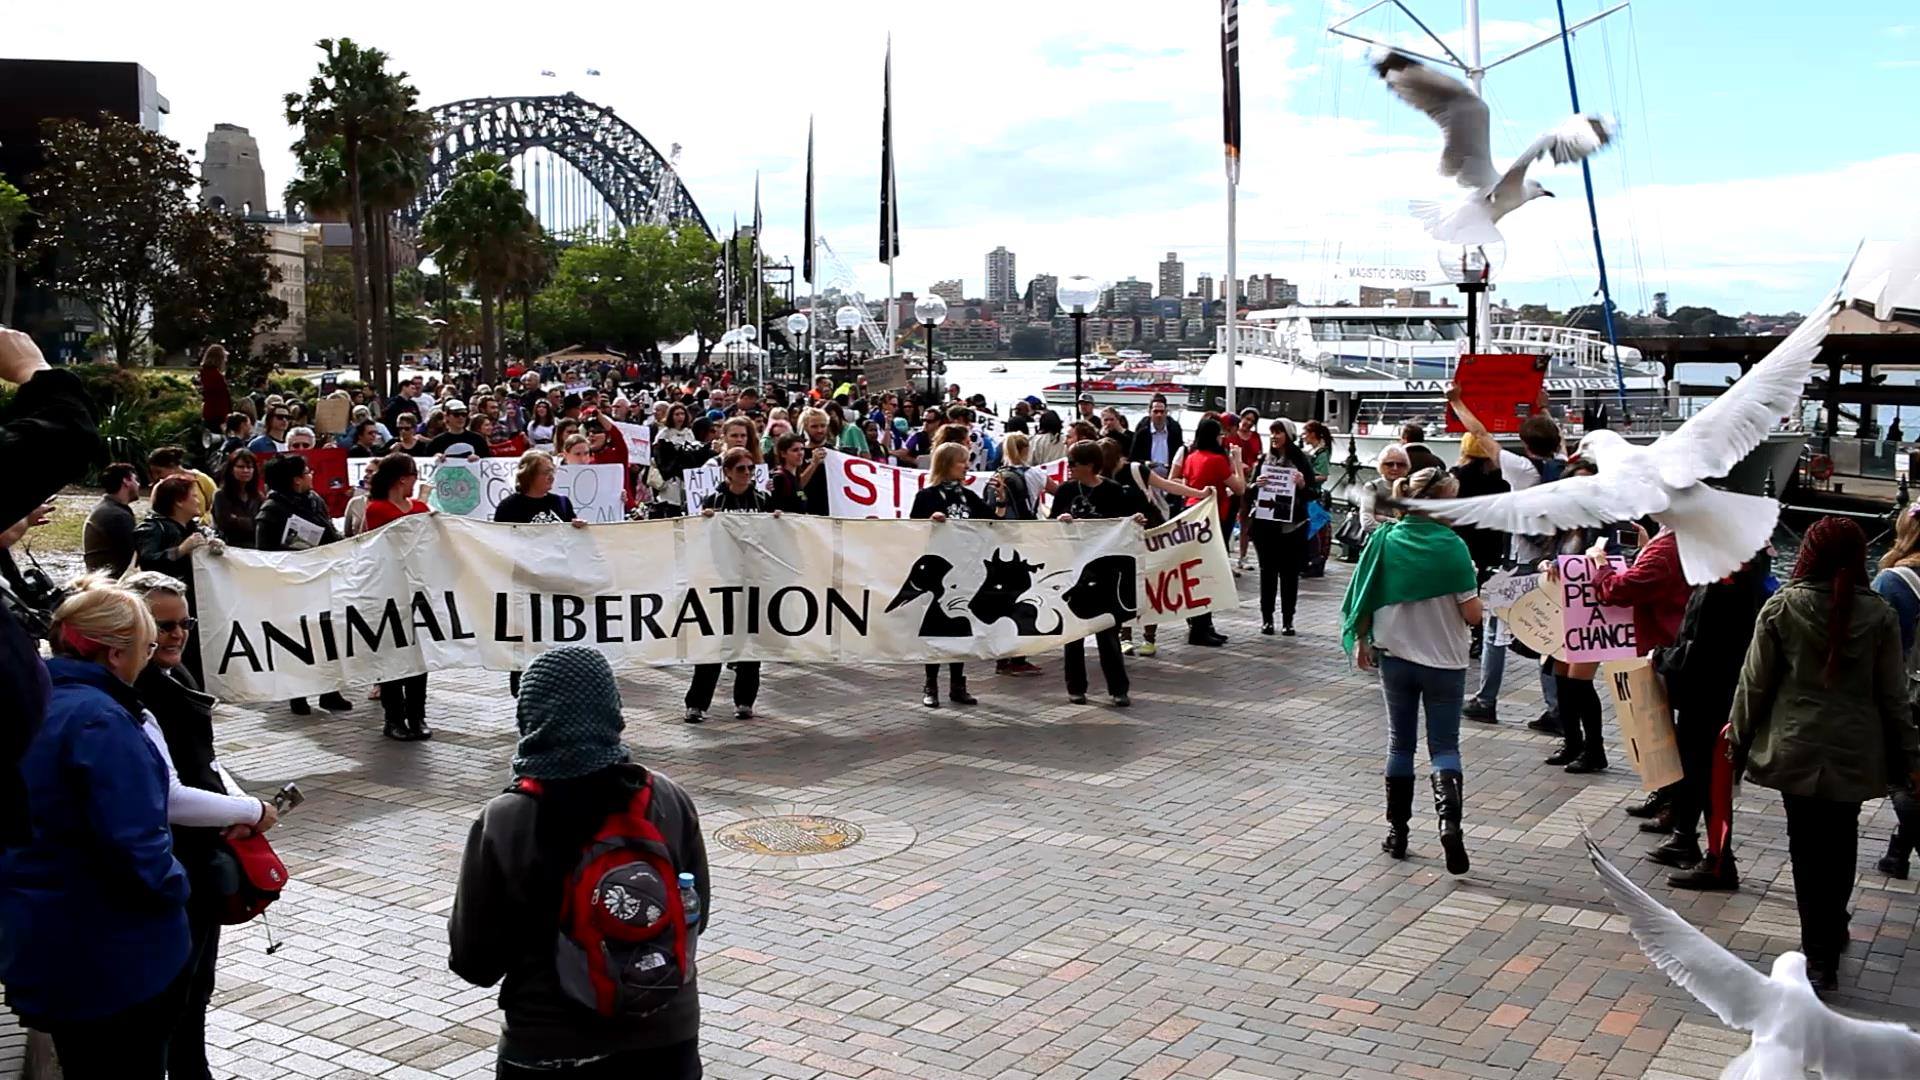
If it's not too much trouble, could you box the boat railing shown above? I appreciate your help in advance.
[1485,323,1651,376]
[1351,393,1696,437]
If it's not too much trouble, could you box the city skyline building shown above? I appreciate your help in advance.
[1196,273,1215,304]
[929,279,964,307]
[1025,273,1057,319]
[985,246,1017,305]
[1157,251,1184,298]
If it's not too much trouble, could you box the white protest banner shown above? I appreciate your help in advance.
[683,461,771,513]
[1604,658,1685,791]
[1140,495,1236,627]
[192,513,1146,701]
[824,450,1068,519]
[1250,461,1296,522]
[346,458,627,523]
[610,420,653,465]
[1556,554,1637,662]
[1480,569,1541,614]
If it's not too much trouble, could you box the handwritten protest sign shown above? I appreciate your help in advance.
[1445,353,1549,434]
[1556,554,1637,662]
[1604,658,1684,790]
[610,420,653,465]
[1480,569,1541,614]
[347,458,627,523]
[1505,587,1563,659]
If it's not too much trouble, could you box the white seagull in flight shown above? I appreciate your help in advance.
[1373,50,1618,245]
[1586,835,1920,1079]
[1406,282,1841,585]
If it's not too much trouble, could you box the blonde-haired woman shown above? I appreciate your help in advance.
[909,442,1008,707]
[0,576,192,1078]
[1340,468,1482,875]
[1871,506,1920,878]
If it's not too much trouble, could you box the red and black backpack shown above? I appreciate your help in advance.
[513,774,696,1018]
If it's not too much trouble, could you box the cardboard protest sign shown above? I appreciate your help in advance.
[1480,569,1541,614]
[610,420,653,465]
[1505,587,1563,659]
[1556,554,1637,662]
[683,461,770,513]
[1604,658,1685,791]
[1445,353,1549,434]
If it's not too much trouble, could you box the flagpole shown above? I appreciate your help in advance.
[881,35,899,362]
[754,173,764,385]
[1220,0,1241,415]
[1225,181,1237,416]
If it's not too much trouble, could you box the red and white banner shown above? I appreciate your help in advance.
[1141,496,1234,624]
[824,450,1068,519]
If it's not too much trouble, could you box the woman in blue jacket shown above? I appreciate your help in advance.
[0,575,190,1079]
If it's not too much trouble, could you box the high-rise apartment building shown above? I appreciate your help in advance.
[930,279,964,307]
[1196,273,1215,304]
[985,246,1017,304]
[1106,277,1153,314]
[1246,274,1299,308]
[1157,251,1184,298]
[1026,273,1058,318]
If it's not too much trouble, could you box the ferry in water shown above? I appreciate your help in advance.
[1055,304,1805,498]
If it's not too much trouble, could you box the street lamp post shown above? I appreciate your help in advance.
[739,324,759,385]
[835,305,861,382]
[785,312,810,386]
[1057,276,1100,404]
[914,294,948,400]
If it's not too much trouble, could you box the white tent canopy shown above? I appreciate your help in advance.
[659,333,766,359]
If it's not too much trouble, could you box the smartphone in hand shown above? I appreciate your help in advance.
[272,782,305,814]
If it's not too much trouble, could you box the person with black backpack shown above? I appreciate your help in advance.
[1099,436,1203,659]
[452,646,710,1080]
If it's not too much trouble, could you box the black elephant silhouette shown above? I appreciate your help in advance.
[1061,555,1138,627]
[884,554,974,637]
[967,549,1063,636]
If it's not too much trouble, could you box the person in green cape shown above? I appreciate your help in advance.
[1341,467,1484,875]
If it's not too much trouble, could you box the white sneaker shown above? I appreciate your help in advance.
[1137,642,1158,658]
[1121,641,1137,656]
[683,707,706,725]
[735,705,754,720]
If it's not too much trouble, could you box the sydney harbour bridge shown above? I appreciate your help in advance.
[400,92,713,241]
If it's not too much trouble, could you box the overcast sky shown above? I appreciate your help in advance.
[8,0,1918,314]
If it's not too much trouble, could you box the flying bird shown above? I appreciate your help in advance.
[1404,288,1840,585]
[1372,50,1617,245]
[1585,834,1920,1079]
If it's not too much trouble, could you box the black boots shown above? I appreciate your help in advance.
[316,691,353,712]
[1432,770,1470,875]
[1668,850,1739,891]
[1545,714,1584,766]
[949,675,977,706]
[1382,776,1414,859]
[1648,831,1702,868]
[1879,831,1912,880]
[1624,788,1671,819]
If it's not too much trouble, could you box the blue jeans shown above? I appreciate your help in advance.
[1473,625,1559,715]
[1380,654,1465,777]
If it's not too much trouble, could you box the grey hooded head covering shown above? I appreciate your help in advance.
[511,647,630,780]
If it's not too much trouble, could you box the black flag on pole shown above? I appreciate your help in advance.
[803,117,815,285]
[879,37,899,266]
[1220,0,1241,184]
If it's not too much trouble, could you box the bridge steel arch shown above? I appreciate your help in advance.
[403,93,711,238]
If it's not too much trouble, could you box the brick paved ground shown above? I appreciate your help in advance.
[16,563,1918,1079]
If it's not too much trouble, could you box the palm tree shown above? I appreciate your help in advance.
[0,178,28,327]
[421,153,543,381]
[359,123,430,393]
[285,38,422,392]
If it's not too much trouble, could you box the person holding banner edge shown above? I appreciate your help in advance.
[254,454,356,718]
[910,443,1009,708]
[684,448,780,724]
[1051,441,1145,707]
[364,454,434,741]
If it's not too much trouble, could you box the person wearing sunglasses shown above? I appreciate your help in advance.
[245,407,292,454]
[124,571,276,1080]
[683,448,777,724]
[386,412,430,457]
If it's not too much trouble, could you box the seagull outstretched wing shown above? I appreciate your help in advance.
[1372,51,1496,189]
[1585,836,1780,1030]
[1404,461,1666,539]
[1497,114,1618,191]
[1649,292,1839,491]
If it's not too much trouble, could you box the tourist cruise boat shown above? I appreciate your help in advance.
[1173,304,1806,499]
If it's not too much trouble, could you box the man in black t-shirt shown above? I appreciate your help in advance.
[427,400,490,458]
[1049,441,1142,707]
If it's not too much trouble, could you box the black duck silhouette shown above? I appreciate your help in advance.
[884,554,974,637]
[967,549,1063,636]
[1061,554,1138,626]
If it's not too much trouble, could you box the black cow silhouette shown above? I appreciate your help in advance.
[967,549,1063,636]
[1061,555,1139,627]
[884,554,974,637]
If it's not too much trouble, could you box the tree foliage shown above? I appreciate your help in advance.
[0,177,28,326]
[26,114,197,365]
[420,153,544,380]
[149,207,288,366]
[528,226,720,363]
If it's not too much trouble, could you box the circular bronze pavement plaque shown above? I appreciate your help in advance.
[704,804,916,871]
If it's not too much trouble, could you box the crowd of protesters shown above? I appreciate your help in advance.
[4,319,1920,1080]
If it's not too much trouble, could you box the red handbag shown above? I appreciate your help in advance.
[214,831,289,926]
